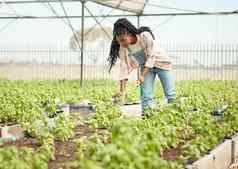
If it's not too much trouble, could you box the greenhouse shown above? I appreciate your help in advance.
[0,0,237,169]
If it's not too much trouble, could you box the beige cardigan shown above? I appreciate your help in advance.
[118,32,172,80]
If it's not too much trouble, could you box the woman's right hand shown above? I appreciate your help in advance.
[112,79,128,103]
[113,91,123,98]
[112,91,127,103]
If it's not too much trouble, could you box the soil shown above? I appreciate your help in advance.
[1,107,97,169]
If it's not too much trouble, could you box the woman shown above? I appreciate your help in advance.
[108,18,176,117]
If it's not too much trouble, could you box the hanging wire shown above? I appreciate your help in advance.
[0,0,3,8]
[0,0,21,33]
[40,0,115,48]
[40,0,81,49]
[1,0,21,16]
[83,8,115,37]
[40,0,69,25]
[85,5,112,40]
[0,18,18,33]
[57,0,81,49]
[152,15,175,31]
[97,0,123,25]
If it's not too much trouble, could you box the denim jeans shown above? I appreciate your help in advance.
[127,48,176,114]
[140,66,176,114]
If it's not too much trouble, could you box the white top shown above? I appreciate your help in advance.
[118,32,172,80]
[128,37,142,54]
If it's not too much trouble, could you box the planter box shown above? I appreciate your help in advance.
[186,139,233,169]
[68,101,95,120]
[209,139,232,169]
[69,100,93,110]
[47,104,71,128]
[119,103,142,117]
[232,135,238,163]
[186,154,214,169]
[61,104,70,116]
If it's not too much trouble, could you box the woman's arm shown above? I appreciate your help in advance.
[119,79,128,93]
[135,32,155,84]
[118,47,134,80]
[142,32,155,69]
[113,79,128,101]
[113,47,131,98]
[138,67,150,84]
[141,67,150,77]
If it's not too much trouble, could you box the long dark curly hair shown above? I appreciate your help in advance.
[108,18,155,72]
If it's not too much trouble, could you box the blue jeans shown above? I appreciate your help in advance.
[140,67,176,114]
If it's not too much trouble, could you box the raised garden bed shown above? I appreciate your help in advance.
[0,124,25,142]
[186,134,238,169]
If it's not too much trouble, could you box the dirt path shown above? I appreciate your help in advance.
[48,124,93,169]
[48,108,95,169]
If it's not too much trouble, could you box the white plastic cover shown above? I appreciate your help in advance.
[90,0,147,14]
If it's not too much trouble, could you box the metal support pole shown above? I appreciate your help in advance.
[137,15,140,81]
[80,0,85,87]
[137,15,140,28]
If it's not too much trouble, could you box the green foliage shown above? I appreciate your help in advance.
[0,80,237,169]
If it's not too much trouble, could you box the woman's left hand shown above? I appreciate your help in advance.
[138,67,150,84]
[138,75,144,84]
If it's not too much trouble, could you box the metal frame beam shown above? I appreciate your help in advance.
[80,0,85,87]
[0,11,237,19]
[2,0,82,4]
